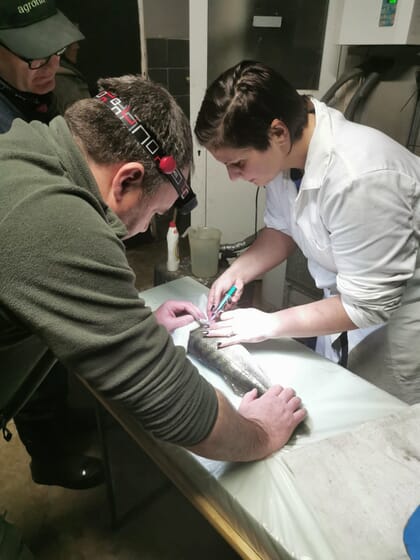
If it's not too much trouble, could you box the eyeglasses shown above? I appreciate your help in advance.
[1,44,66,70]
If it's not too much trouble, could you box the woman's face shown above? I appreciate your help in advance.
[209,140,287,187]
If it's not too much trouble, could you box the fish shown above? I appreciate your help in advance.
[187,327,271,397]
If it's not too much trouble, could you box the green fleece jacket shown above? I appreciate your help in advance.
[0,116,218,445]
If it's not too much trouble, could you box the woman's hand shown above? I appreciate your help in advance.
[204,307,279,347]
[154,300,205,333]
[207,271,244,319]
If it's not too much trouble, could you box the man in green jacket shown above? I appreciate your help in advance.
[0,74,305,467]
[0,0,103,490]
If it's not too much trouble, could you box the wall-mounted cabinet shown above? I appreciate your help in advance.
[208,0,329,90]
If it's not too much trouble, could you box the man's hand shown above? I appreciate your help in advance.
[188,386,306,462]
[154,300,204,333]
[238,385,306,456]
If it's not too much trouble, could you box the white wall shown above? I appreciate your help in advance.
[143,0,188,39]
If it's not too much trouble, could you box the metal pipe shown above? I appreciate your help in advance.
[137,0,148,78]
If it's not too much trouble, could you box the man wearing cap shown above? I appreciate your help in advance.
[0,0,84,132]
[0,0,106,491]
[0,71,305,481]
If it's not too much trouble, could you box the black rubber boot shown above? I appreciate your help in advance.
[14,363,104,490]
[30,454,104,490]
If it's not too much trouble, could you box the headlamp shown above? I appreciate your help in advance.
[95,90,197,214]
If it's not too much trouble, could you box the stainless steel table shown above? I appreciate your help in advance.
[82,277,418,560]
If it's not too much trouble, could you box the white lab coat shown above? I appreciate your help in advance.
[264,99,420,404]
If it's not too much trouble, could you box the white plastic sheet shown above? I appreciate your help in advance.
[140,277,413,559]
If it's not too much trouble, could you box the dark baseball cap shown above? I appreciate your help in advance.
[0,0,84,60]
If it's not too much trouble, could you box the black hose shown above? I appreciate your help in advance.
[321,67,365,105]
[220,231,259,258]
[406,70,420,152]
[344,71,381,121]
[322,56,394,112]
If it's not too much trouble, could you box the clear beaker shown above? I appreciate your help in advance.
[188,226,221,277]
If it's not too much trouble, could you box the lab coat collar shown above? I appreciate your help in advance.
[300,98,334,192]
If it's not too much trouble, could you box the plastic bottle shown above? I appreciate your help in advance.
[166,220,180,272]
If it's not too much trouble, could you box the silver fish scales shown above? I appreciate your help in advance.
[187,327,271,397]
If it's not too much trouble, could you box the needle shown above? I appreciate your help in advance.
[210,286,237,320]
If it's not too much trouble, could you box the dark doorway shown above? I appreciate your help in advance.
[57,0,141,94]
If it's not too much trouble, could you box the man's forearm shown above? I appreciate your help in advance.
[187,390,269,462]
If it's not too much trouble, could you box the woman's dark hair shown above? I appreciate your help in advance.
[194,60,309,151]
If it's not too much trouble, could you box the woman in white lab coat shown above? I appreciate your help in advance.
[194,60,420,405]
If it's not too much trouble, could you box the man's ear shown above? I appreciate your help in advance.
[269,118,289,146]
[112,162,145,202]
